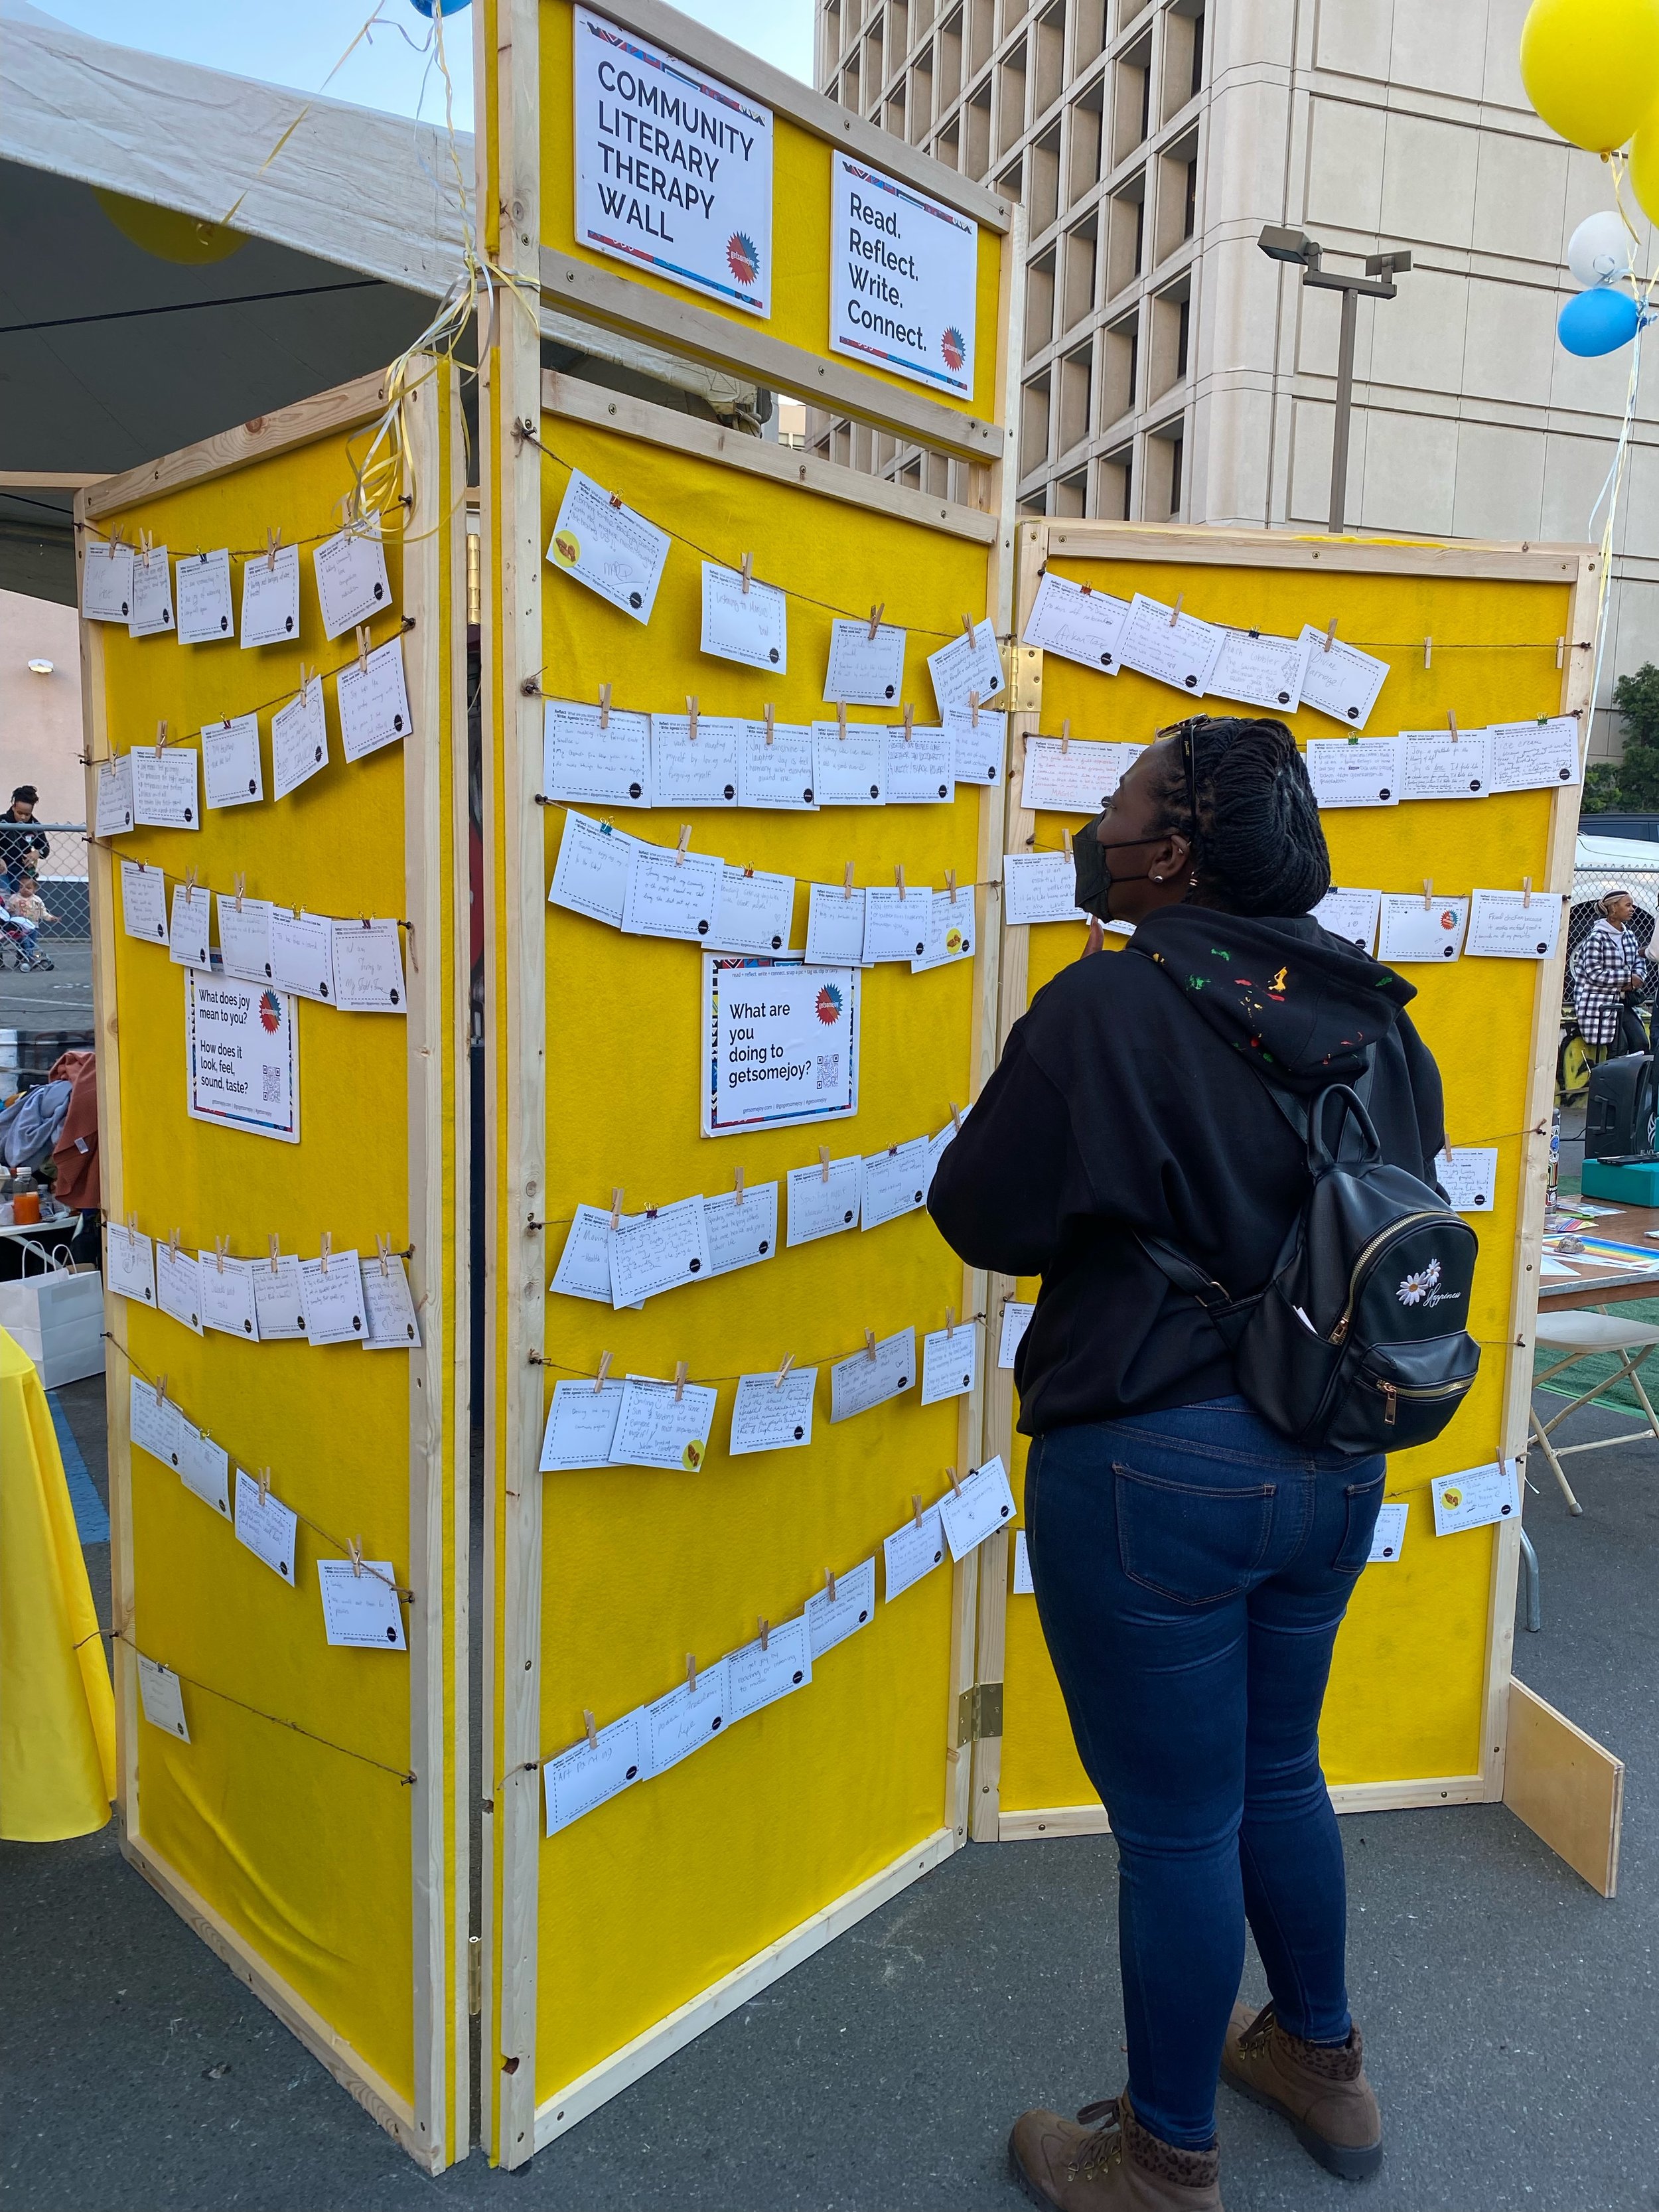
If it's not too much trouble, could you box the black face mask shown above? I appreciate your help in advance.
[1072,815,1168,921]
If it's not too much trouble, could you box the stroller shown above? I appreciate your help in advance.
[0,907,50,971]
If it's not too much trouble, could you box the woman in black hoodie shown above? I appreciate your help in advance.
[929,717,1446,2212]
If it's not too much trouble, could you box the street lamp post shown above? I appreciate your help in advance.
[1258,227,1412,535]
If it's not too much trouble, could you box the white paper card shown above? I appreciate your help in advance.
[998,1301,1033,1368]
[860,1137,932,1229]
[883,1507,946,1601]
[1431,1458,1521,1537]
[362,1255,421,1349]
[862,886,932,964]
[608,1376,719,1473]
[82,538,135,623]
[155,1245,204,1335]
[177,1422,231,1517]
[912,889,974,974]
[804,1556,877,1656]
[313,524,390,639]
[539,1377,625,1472]
[1021,737,1137,814]
[803,883,867,966]
[1208,628,1310,713]
[551,1205,620,1304]
[1311,887,1381,952]
[336,636,413,764]
[703,1182,779,1276]
[1465,889,1564,961]
[548,810,639,928]
[1116,593,1227,697]
[270,908,336,1004]
[1305,737,1401,809]
[1368,1501,1409,1564]
[1021,571,1131,672]
[1439,1147,1498,1214]
[120,861,169,944]
[707,866,795,956]
[131,746,200,830]
[651,715,742,808]
[728,1367,818,1455]
[884,724,955,804]
[240,541,300,647]
[107,1224,157,1307]
[547,469,670,625]
[543,699,651,808]
[168,885,212,972]
[726,1618,812,1720]
[251,1254,307,1341]
[701,561,787,671]
[270,678,329,801]
[828,1326,915,1422]
[137,1656,189,1739]
[544,1709,644,1834]
[1296,627,1390,729]
[96,755,135,836]
[216,895,274,984]
[937,1453,1017,1560]
[175,548,235,644]
[1013,1530,1035,1593]
[643,1660,729,1775]
[786,1156,863,1244]
[1003,851,1088,926]
[737,720,818,810]
[317,1559,406,1649]
[609,1195,711,1305]
[1487,717,1581,792]
[232,1471,295,1582]
[201,715,263,809]
[620,842,723,943]
[129,1376,182,1467]
[812,719,887,806]
[127,546,173,636]
[1376,894,1469,964]
[331,918,407,1011]
[197,1253,259,1341]
[927,618,1005,715]
[299,1250,366,1345]
[920,1322,976,1406]
[1399,727,1493,802]
[824,619,906,705]
[946,705,1007,788]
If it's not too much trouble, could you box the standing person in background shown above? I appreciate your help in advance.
[929,717,1449,2212]
[1573,889,1649,1059]
[0,786,48,895]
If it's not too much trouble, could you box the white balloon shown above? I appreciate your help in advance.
[1569,210,1634,289]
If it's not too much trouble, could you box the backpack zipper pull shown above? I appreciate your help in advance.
[1381,1382,1398,1426]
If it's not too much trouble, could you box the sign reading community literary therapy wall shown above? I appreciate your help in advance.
[829,153,977,400]
[186,973,299,1143]
[573,7,774,316]
[703,955,859,1137]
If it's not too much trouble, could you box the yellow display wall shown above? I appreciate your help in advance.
[974,522,1595,1842]
[77,365,471,2168]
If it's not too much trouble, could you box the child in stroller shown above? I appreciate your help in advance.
[2,873,54,970]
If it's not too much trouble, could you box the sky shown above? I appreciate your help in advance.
[22,0,814,115]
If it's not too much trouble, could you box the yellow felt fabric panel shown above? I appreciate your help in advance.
[96,437,421,2099]
[997,553,1567,1818]
[538,0,1003,424]
[533,412,990,2101]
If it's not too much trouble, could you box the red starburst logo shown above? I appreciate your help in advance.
[727,232,759,285]
[815,984,843,1025]
[259,989,281,1034]
[941,325,966,371]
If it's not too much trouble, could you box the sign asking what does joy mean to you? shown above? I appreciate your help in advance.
[829,153,978,400]
[573,5,774,316]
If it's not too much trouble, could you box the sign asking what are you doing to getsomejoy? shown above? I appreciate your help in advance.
[830,152,979,400]
[574,5,774,316]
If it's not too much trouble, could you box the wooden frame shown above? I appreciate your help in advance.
[76,361,468,2172]
[969,520,1623,1881]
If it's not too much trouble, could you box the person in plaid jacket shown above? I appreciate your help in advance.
[1573,889,1649,1053]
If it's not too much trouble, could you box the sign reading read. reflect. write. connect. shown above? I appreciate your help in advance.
[573,6,774,317]
[829,153,977,400]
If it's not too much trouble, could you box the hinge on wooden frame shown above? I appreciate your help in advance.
[958,1680,1005,1746]
[1010,646,1044,715]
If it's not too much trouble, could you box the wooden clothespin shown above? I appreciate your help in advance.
[1323,617,1337,654]
[676,824,691,865]
[912,1494,924,1530]
[774,1353,794,1389]
[320,1231,332,1276]
[1062,827,1074,862]
[843,861,855,900]
[1522,875,1533,908]
[685,1653,698,1690]
[1556,636,1566,670]
[825,1566,838,1603]
[214,1234,228,1274]
[739,552,753,596]
[1060,717,1071,754]
[946,869,958,903]
[820,1145,831,1183]
[234,872,246,911]
[950,1102,962,1134]
[125,1211,139,1249]
[1447,709,1459,742]
[593,1351,612,1392]
[867,602,885,640]
[895,864,906,900]
[155,719,168,757]
[945,1305,956,1338]
[1168,593,1184,627]
[733,1166,745,1207]
[348,1538,364,1578]
[154,1373,168,1409]
[1423,637,1433,670]
[947,1465,964,1498]
[265,526,282,573]
[961,613,975,644]
[598,683,611,730]
[297,662,315,703]
[758,1618,770,1651]
[182,866,198,905]
[376,1232,392,1277]
[837,701,848,741]
[969,691,980,728]
[686,694,699,739]
[168,1228,180,1260]
[1423,878,1433,911]
[902,702,914,741]
[673,1359,688,1402]
[139,529,154,568]
[268,1234,281,1274]
[609,491,624,510]
[864,1329,878,1362]
[356,623,372,677]
[257,1466,271,1507]
[1080,579,1094,597]
[583,1710,598,1749]
[609,1188,624,1231]
[763,702,775,745]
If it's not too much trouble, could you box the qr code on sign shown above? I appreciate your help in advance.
[816,1053,840,1092]
[263,1065,281,1105]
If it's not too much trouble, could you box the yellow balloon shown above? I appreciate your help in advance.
[93,188,246,266]
[1520,0,1659,151]
[1632,115,1659,224]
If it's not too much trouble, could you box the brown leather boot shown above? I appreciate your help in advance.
[1010,2091,1224,2211]
[1220,2000,1382,2180]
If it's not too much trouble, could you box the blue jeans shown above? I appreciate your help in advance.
[1024,1396,1384,2150]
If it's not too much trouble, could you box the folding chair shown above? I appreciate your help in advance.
[1530,1309,1659,1515]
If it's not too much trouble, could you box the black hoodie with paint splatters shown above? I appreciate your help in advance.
[928,909,1447,1434]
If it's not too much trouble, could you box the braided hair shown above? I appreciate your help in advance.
[1147,715,1331,917]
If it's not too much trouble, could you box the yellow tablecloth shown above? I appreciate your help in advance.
[0,1326,115,1840]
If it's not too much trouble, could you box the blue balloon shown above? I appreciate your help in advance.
[408,0,470,15]
[1558,285,1640,356]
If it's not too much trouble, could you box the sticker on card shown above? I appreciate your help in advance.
[1377,893,1469,965]
[1431,1457,1520,1537]
[607,1374,719,1471]
[317,1557,407,1648]
[912,887,974,973]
